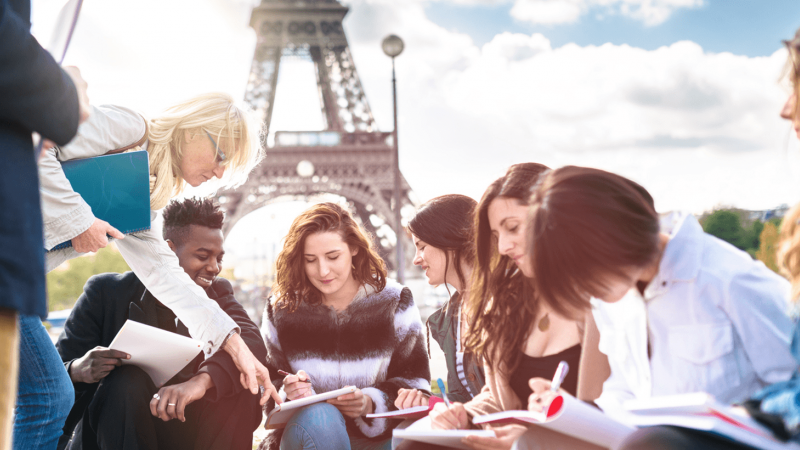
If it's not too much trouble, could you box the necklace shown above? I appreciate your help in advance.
[537,312,550,332]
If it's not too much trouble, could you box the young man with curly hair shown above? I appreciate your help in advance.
[55,198,267,450]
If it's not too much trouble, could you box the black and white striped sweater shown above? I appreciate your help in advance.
[260,280,431,444]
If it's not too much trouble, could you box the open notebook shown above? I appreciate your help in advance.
[473,394,636,448]
[265,387,358,429]
[48,151,150,252]
[624,393,800,450]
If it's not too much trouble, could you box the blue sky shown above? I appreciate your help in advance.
[426,0,800,57]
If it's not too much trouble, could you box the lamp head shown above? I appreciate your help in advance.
[382,34,404,58]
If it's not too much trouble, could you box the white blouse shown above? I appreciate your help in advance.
[593,212,797,421]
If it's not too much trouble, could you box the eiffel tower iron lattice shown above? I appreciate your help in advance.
[215,0,416,272]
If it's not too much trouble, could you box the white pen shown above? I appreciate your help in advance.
[550,361,569,392]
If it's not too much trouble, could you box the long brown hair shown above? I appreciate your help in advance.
[407,194,477,292]
[464,163,550,375]
[273,202,387,312]
[527,166,660,314]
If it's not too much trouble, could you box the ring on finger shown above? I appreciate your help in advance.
[153,393,161,400]
[168,403,176,406]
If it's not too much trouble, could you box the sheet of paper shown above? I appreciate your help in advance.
[367,395,444,419]
[392,415,496,450]
[108,320,202,387]
[265,386,358,429]
[392,429,496,449]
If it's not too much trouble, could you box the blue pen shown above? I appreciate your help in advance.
[437,378,451,407]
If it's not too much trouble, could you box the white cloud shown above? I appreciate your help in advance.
[509,0,704,26]
[32,0,800,221]
[342,0,798,213]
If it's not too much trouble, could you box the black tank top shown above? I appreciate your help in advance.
[509,344,582,404]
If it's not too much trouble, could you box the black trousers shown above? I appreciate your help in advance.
[618,426,760,450]
[70,365,261,450]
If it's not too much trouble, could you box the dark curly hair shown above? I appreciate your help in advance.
[162,197,225,246]
[273,202,387,312]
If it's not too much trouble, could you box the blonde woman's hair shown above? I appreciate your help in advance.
[783,28,800,121]
[778,202,800,301]
[147,93,263,210]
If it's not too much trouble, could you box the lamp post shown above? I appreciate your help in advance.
[382,34,405,284]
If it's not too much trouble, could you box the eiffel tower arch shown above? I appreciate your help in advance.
[215,0,416,271]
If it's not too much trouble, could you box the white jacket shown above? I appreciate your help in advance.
[593,212,797,421]
[39,104,238,357]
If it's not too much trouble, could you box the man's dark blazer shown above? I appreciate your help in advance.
[55,272,268,447]
[0,0,80,317]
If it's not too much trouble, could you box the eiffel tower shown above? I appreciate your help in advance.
[216,0,415,272]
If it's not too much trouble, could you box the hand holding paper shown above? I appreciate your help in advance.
[395,388,430,409]
[69,346,130,384]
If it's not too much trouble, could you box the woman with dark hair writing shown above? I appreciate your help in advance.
[259,202,430,450]
[429,163,608,449]
[394,194,485,411]
[525,166,796,449]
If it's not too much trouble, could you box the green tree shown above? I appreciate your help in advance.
[703,210,745,249]
[755,222,780,273]
[47,245,130,311]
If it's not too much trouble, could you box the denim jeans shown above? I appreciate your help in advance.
[13,315,74,450]
[280,403,392,450]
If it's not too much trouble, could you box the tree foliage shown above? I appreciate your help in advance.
[701,208,783,274]
[47,245,130,312]
[703,210,746,249]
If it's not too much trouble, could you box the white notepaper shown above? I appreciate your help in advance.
[108,320,203,387]
[265,386,359,429]
[392,416,496,450]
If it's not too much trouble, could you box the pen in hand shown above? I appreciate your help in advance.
[278,369,312,384]
[550,361,569,392]
[436,378,451,407]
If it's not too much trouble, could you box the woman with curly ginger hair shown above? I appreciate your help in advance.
[259,202,430,450]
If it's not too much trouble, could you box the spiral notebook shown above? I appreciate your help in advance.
[48,151,151,252]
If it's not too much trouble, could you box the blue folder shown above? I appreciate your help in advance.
[48,151,151,252]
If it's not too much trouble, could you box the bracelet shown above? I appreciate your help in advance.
[220,328,239,350]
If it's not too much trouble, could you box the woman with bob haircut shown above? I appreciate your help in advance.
[259,202,430,450]
[525,166,797,449]
[393,194,485,413]
[17,93,278,450]
[429,163,608,450]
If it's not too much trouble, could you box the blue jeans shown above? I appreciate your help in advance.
[280,403,392,450]
[13,315,74,450]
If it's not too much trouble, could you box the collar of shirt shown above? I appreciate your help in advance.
[642,212,703,301]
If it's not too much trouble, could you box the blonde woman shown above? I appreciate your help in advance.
[16,94,279,450]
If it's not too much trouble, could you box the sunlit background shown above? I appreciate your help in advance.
[34,0,800,321]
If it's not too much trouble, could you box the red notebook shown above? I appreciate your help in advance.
[367,395,444,420]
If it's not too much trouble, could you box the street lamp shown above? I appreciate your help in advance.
[382,34,405,284]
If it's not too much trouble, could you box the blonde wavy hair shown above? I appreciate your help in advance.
[147,93,263,210]
[778,203,800,301]
[783,28,800,122]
